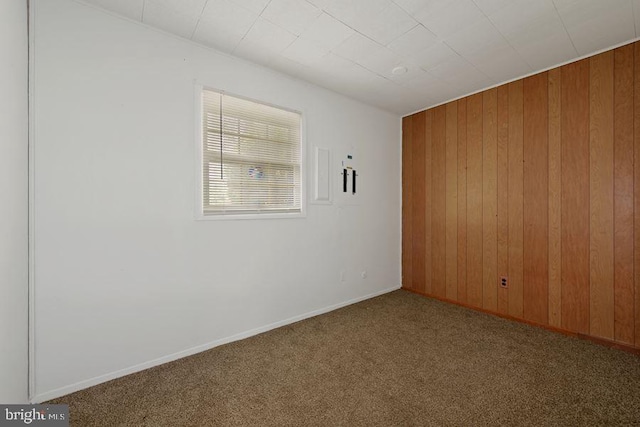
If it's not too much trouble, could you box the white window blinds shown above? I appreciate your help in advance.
[202,89,302,215]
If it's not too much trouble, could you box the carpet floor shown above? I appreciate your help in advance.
[49,290,640,426]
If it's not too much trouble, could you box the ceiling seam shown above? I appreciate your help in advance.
[189,0,209,40]
[232,0,272,55]
[469,0,535,75]
[551,0,580,56]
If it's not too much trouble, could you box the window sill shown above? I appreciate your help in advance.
[195,211,306,221]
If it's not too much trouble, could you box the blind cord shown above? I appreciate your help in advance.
[219,95,223,180]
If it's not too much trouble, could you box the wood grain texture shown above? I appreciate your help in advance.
[467,94,484,308]
[401,41,640,350]
[483,89,498,312]
[635,42,640,347]
[411,112,427,294]
[523,73,549,325]
[446,102,458,300]
[432,106,447,298]
[457,99,468,303]
[548,68,562,328]
[424,110,433,295]
[561,59,591,334]
[402,116,413,290]
[590,52,615,340]
[614,44,634,345]
[497,85,509,315]
[508,81,524,318]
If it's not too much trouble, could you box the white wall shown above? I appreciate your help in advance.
[33,0,401,401]
[0,0,29,404]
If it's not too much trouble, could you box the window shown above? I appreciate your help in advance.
[200,88,303,217]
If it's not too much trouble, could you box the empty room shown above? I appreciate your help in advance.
[2,0,640,425]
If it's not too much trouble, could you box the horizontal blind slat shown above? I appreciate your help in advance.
[202,89,302,214]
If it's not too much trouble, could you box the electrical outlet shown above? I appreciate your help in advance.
[340,270,346,282]
[500,276,508,289]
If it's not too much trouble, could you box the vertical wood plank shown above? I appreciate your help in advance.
[590,52,615,340]
[523,73,549,325]
[614,45,634,345]
[401,43,640,351]
[412,112,427,294]
[446,102,458,300]
[561,59,591,334]
[634,41,640,347]
[467,94,484,308]
[457,99,468,304]
[497,85,509,315]
[432,105,447,298]
[548,68,562,328]
[424,110,433,295]
[402,116,414,290]
[483,89,498,312]
[508,81,524,318]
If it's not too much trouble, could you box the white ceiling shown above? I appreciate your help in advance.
[80,0,640,115]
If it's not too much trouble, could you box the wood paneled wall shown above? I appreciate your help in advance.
[402,41,640,349]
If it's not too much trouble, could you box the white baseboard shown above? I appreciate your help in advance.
[32,285,401,403]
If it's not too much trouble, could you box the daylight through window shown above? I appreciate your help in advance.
[201,89,302,216]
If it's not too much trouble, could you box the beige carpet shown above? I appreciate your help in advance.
[49,290,640,426]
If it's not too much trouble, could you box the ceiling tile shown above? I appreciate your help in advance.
[557,0,635,55]
[414,0,485,39]
[409,42,459,70]
[144,0,207,17]
[241,18,297,53]
[261,0,322,36]
[449,75,494,96]
[348,2,418,45]
[199,0,258,35]
[83,0,144,21]
[143,7,199,39]
[84,0,640,115]
[392,0,434,15]
[332,33,386,63]
[233,39,279,66]
[192,21,245,53]
[551,0,580,10]
[511,33,577,71]
[444,16,510,59]
[321,63,386,95]
[470,45,532,83]
[487,0,556,38]
[387,24,437,56]
[143,0,207,39]
[428,54,488,84]
[556,0,629,31]
[300,13,355,50]
[319,0,390,25]
[384,62,429,83]
[282,37,330,65]
[227,0,271,14]
[504,11,577,70]
[472,0,513,16]
[401,72,457,102]
[268,55,311,78]
[399,69,440,88]
[356,48,403,75]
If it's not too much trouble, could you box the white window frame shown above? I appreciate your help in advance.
[195,85,306,220]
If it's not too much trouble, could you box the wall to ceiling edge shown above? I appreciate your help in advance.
[32,0,401,401]
[403,39,640,351]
